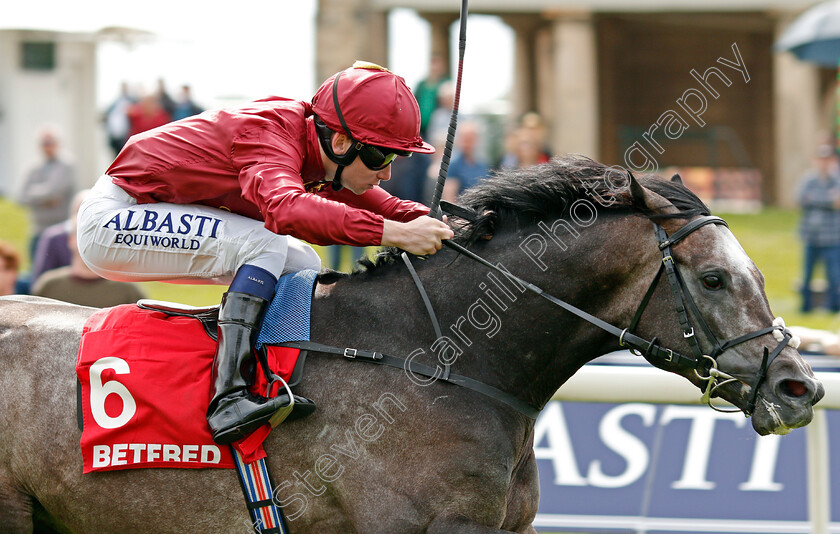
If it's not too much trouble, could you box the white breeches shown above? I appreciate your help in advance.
[77,176,321,285]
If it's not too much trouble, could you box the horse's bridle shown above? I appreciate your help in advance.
[436,214,794,417]
[618,215,793,415]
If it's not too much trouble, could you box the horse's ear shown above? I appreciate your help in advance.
[627,169,678,214]
[468,209,496,241]
[671,173,683,185]
[628,169,646,201]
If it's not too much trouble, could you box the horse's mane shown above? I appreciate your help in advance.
[325,154,709,279]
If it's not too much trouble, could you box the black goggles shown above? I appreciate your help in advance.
[354,142,411,171]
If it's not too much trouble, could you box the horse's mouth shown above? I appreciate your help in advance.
[751,398,795,435]
[750,381,821,436]
[752,403,812,436]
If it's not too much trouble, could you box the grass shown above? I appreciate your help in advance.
[2,197,837,331]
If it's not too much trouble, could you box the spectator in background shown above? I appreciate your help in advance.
[32,209,146,308]
[156,78,177,118]
[414,54,449,138]
[18,127,76,261]
[391,58,450,205]
[389,143,429,204]
[513,135,546,169]
[426,81,455,149]
[442,121,489,203]
[104,82,136,157]
[500,112,551,169]
[172,84,204,121]
[519,111,551,162]
[127,93,171,137]
[30,190,89,283]
[422,81,456,202]
[0,241,21,296]
[797,143,840,313]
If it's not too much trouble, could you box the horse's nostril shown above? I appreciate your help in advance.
[780,379,808,398]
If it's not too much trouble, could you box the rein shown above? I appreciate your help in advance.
[439,214,794,416]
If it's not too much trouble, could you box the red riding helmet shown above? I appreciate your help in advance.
[312,61,435,154]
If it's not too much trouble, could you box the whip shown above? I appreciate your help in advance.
[428,0,469,219]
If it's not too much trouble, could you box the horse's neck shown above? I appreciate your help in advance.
[310,217,653,412]
[430,237,620,407]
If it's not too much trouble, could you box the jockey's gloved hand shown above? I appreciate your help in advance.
[382,216,454,255]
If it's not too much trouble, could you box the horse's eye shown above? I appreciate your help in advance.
[702,274,723,290]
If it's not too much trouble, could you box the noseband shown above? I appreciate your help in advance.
[441,214,794,417]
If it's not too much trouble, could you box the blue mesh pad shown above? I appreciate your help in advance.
[255,269,318,349]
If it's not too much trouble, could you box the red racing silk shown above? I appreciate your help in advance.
[108,98,428,247]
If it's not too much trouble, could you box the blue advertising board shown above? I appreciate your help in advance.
[533,401,838,533]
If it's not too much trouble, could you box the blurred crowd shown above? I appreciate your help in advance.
[1,77,207,306]
[104,79,205,158]
[382,54,553,210]
[1,127,147,306]
[5,61,840,328]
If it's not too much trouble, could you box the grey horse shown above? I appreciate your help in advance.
[0,157,823,533]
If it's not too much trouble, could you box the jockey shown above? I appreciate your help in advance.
[77,62,454,445]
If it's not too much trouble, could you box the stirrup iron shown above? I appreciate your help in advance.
[267,373,295,427]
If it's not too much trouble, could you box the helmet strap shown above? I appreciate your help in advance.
[318,69,360,192]
[331,165,345,191]
[331,70,354,138]
[314,115,358,192]
[315,116,357,165]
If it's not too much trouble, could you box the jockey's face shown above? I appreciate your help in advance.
[331,133,392,195]
[340,153,392,195]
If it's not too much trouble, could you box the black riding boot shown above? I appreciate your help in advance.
[207,291,294,445]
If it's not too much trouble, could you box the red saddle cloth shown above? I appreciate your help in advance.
[76,304,300,473]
